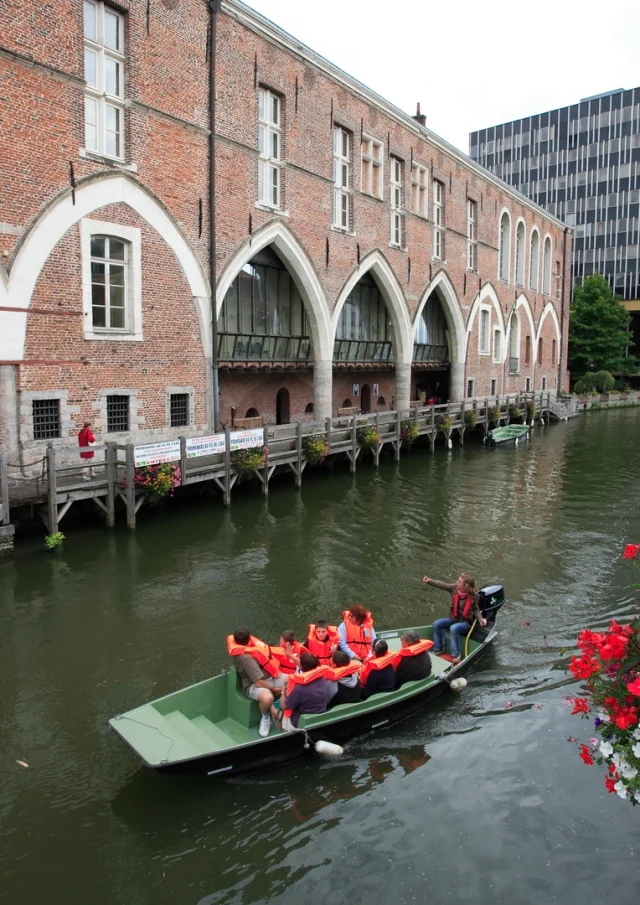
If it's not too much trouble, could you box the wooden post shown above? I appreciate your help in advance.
[430,404,435,454]
[0,454,9,526]
[460,398,465,445]
[295,421,303,488]
[46,444,58,533]
[395,409,401,461]
[179,436,187,485]
[484,397,488,427]
[106,442,116,527]
[261,426,269,495]
[350,415,357,473]
[325,416,332,455]
[223,429,231,506]
[125,443,136,529]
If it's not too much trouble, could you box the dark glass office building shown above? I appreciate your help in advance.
[470,88,640,315]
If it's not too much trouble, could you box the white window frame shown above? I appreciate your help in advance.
[514,220,525,286]
[433,179,444,259]
[467,379,475,398]
[258,87,283,208]
[467,199,478,271]
[493,328,502,362]
[498,211,511,282]
[83,0,125,160]
[542,236,552,295]
[80,218,142,341]
[333,126,351,230]
[529,229,540,291]
[478,306,491,355]
[361,135,383,199]
[390,156,404,248]
[411,163,428,217]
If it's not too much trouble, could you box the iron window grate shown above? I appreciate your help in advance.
[33,399,61,440]
[170,393,189,428]
[106,395,130,433]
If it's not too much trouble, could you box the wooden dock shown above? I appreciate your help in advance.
[1,393,551,539]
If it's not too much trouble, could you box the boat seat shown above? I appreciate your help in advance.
[227,669,263,727]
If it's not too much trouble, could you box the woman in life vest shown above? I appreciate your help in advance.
[423,573,487,664]
[359,639,396,700]
[280,652,329,730]
[306,620,339,666]
[226,627,285,737]
[271,631,308,675]
[338,605,376,661]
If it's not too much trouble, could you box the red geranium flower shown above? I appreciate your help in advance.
[579,745,594,765]
[605,777,617,792]
[570,697,590,715]
[626,678,640,696]
[623,544,640,559]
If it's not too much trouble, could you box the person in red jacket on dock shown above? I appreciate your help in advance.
[423,573,486,664]
[78,421,96,480]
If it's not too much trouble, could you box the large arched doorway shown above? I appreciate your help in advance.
[276,388,290,424]
[412,289,450,402]
[360,384,371,413]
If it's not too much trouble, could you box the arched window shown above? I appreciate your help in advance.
[335,272,393,363]
[515,221,525,286]
[245,407,260,418]
[342,398,352,408]
[304,402,314,413]
[509,315,519,372]
[377,396,386,406]
[493,328,501,362]
[499,212,510,282]
[525,335,531,365]
[552,339,557,365]
[538,338,543,364]
[529,230,540,291]
[542,237,552,295]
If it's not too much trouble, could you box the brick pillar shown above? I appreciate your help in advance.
[313,359,333,421]
[450,362,465,402]
[395,361,411,416]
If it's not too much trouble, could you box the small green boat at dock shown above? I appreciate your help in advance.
[487,424,530,446]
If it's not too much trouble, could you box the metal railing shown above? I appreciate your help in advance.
[412,343,449,364]
[218,333,312,362]
[333,340,393,363]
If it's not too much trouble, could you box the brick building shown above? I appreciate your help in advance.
[0,0,572,465]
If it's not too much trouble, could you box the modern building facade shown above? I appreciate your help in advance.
[470,88,640,349]
[0,0,571,466]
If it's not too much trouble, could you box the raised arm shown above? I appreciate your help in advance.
[423,577,456,593]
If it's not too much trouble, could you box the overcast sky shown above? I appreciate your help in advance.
[244,0,640,153]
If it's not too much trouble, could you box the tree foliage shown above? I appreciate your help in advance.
[569,274,636,377]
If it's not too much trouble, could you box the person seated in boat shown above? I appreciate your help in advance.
[226,627,286,738]
[338,605,376,662]
[280,652,328,730]
[271,631,308,675]
[422,573,487,665]
[326,650,362,708]
[393,630,433,689]
[306,620,339,666]
[359,639,396,700]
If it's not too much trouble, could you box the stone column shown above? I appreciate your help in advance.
[450,361,465,402]
[313,359,333,421]
[0,365,19,462]
[394,361,412,416]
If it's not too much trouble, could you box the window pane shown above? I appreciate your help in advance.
[105,105,121,157]
[109,240,125,261]
[109,264,125,286]
[105,58,121,96]
[270,166,278,206]
[341,131,348,158]
[258,125,265,155]
[84,1,96,40]
[258,160,265,203]
[91,261,105,282]
[91,236,105,258]
[85,97,98,151]
[270,95,279,125]
[104,11,120,51]
[270,130,279,159]
[258,89,265,120]
[85,49,97,87]
[92,282,105,304]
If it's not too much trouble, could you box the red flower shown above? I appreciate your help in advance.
[627,678,640,696]
[605,777,616,793]
[623,544,640,559]
[613,706,638,730]
[570,697,590,715]
[569,653,601,680]
[579,745,594,765]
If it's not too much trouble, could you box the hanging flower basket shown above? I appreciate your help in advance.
[567,543,640,804]
[526,401,537,421]
[436,414,451,432]
[357,426,381,448]
[230,446,268,474]
[509,405,523,421]
[401,419,419,446]
[488,406,500,423]
[464,410,477,427]
[302,435,328,465]
[134,462,181,504]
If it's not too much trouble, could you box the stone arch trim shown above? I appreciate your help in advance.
[0,172,211,361]
[535,301,561,351]
[333,250,412,364]
[514,293,536,344]
[466,282,506,342]
[216,219,332,362]
[412,269,466,365]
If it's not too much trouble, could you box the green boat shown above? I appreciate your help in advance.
[109,587,505,776]
[487,424,530,446]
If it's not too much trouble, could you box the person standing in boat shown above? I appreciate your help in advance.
[422,573,487,664]
[338,605,376,661]
[226,628,286,738]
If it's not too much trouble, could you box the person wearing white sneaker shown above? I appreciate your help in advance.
[228,627,286,738]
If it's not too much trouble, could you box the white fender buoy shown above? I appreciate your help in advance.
[447,438,453,449]
[515,438,519,446]
[314,739,344,757]
[449,677,468,692]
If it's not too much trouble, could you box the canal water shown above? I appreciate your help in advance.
[1,410,639,905]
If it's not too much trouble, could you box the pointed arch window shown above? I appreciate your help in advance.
[529,230,540,291]
[543,237,552,295]
[499,212,510,281]
[515,222,525,286]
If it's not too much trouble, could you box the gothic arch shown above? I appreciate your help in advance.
[216,219,332,362]
[535,301,561,352]
[412,269,466,365]
[465,282,506,346]
[333,250,412,364]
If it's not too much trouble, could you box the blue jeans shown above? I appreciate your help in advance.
[433,618,471,658]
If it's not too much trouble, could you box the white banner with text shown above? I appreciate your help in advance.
[134,440,181,467]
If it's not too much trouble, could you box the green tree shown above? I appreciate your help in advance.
[568,274,636,377]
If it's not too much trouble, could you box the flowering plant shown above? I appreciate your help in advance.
[302,435,328,465]
[567,543,640,804]
[526,401,537,421]
[356,426,381,448]
[134,462,181,504]
[488,406,500,423]
[401,419,419,446]
[435,414,451,431]
[230,445,268,474]
[464,409,477,427]
[509,405,523,420]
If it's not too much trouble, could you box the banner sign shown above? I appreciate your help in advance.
[229,429,264,451]
[185,434,226,458]
[134,440,181,467]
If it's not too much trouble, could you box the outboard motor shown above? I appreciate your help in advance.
[478,585,505,623]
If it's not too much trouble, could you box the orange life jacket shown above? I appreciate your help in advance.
[226,634,281,678]
[283,666,329,719]
[392,639,434,668]
[324,661,361,682]
[451,593,474,622]
[306,624,339,666]
[359,652,397,687]
[341,610,375,660]
[271,641,308,675]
